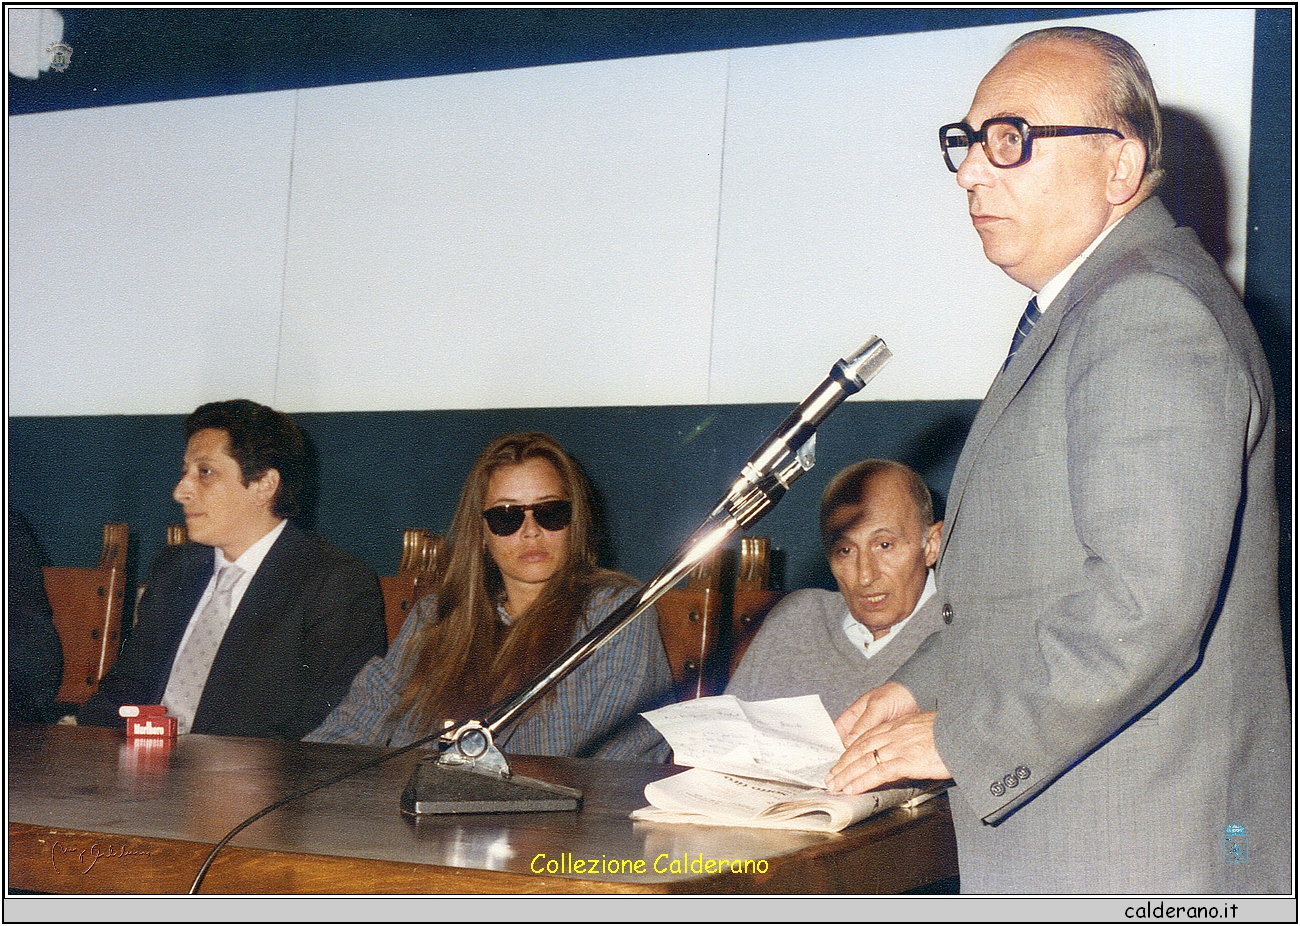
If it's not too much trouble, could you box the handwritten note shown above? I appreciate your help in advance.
[49,839,157,874]
[641,694,843,788]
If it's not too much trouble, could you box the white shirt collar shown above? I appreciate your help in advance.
[211,518,287,615]
[842,569,936,660]
[214,518,287,574]
[1035,216,1122,311]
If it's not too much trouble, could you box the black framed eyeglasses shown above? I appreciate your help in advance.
[482,499,572,536]
[939,117,1124,172]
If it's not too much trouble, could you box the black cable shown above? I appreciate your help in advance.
[191,340,890,892]
[188,729,446,894]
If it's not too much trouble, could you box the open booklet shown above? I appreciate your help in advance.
[631,694,941,833]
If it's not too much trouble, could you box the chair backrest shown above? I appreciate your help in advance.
[656,547,725,700]
[43,523,128,705]
[729,535,784,677]
[379,529,445,645]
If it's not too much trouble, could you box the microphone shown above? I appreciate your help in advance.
[468,334,892,742]
[711,336,892,527]
[193,336,897,870]
[412,335,893,810]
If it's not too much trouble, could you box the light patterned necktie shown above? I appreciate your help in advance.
[162,563,244,734]
[1003,296,1042,370]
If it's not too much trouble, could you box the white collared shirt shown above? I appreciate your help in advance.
[166,519,287,672]
[1034,216,1122,311]
[842,569,936,660]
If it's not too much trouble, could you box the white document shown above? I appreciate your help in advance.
[635,694,940,833]
[640,693,841,788]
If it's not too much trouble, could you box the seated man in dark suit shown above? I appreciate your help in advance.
[8,508,64,725]
[79,399,386,738]
[726,459,942,717]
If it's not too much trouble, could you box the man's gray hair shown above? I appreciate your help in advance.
[1010,26,1164,192]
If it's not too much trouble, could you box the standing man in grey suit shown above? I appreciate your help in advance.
[827,27,1290,892]
[80,399,387,739]
[727,459,943,717]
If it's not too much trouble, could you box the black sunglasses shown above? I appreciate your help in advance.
[482,499,573,536]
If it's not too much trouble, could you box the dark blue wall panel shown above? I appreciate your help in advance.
[8,400,977,598]
[10,8,1114,116]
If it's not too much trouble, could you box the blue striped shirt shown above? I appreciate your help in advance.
[306,582,673,761]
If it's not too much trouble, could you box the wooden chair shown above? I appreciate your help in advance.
[729,535,783,677]
[43,523,128,705]
[379,529,445,645]
[655,547,725,699]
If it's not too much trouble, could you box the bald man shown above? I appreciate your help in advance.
[727,459,942,717]
[829,27,1289,893]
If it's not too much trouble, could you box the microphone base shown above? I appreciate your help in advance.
[400,755,582,816]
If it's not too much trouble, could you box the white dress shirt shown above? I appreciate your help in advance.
[842,569,936,661]
[165,519,287,678]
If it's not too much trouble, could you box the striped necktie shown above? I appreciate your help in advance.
[1003,296,1042,370]
[162,563,244,734]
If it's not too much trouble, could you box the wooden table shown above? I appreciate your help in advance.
[8,725,957,894]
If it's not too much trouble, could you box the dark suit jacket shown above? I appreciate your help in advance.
[8,509,63,725]
[894,198,1291,892]
[80,522,386,739]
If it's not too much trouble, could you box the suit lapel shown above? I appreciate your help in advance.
[168,547,218,650]
[938,198,1173,570]
[196,523,303,717]
[938,314,1062,568]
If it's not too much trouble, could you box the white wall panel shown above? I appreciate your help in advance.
[1136,8,1255,290]
[709,8,1255,403]
[8,92,296,416]
[6,9,1254,415]
[275,53,727,411]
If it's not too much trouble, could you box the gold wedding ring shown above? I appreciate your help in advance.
[873,748,881,765]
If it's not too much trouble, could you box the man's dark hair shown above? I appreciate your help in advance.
[184,399,306,519]
[819,459,934,551]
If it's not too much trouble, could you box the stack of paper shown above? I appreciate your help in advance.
[632,694,938,833]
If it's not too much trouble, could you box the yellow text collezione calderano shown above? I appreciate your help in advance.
[530,852,770,876]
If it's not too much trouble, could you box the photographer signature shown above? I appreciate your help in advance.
[50,839,155,874]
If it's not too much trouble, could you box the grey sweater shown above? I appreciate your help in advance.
[725,587,944,718]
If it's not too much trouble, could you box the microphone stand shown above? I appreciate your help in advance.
[402,336,892,815]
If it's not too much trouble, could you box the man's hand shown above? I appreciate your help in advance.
[827,682,951,794]
[834,681,919,746]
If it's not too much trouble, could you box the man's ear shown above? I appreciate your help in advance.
[250,467,281,510]
[923,520,943,568]
[1107,138,1146,206]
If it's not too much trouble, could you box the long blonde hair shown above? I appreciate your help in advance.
[393,432,629,729]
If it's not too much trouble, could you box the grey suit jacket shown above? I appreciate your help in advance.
[893,198,1291,892]
[726,588,943,718]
